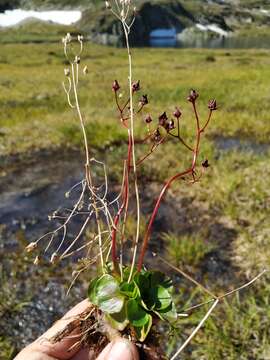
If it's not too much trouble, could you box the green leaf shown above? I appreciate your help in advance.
[150,271,173,289]
[133,272,151,296]
[134,314,153,342]
[122,266,136,282]
[88,277,100,305]
[106,306,129,331]
[99,296,125,314]
[142,285,172,311]
[127,299,150,327]
[155,301,178,323]
[95,274,119,301]
[88,274,125,314]
[120,281,140,299]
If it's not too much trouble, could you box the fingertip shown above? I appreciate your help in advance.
[97,339,139,360]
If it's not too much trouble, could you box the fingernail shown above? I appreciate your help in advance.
[106,339,136,360]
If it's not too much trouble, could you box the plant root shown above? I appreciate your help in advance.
[50,305,168,360]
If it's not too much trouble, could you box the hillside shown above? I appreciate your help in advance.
[1,0,270,47]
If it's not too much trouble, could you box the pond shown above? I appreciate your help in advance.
[149,26,270,49]
[0,8,81,27]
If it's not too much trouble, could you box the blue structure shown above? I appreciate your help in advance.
[149,28,177,47]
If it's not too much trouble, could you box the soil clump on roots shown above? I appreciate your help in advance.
[51,304,167,360]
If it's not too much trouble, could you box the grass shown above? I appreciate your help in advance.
[0,41,270,158]
[163,232,214,268]
[1,29,270,358]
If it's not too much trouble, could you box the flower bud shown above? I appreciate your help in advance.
[165,119,175,132]
[202,159,210,168]
[158,112,168,127]
[173,107,182,119]
[112,80,120,92]
[139,94,148,106]
[132,80,140,93]
[153,129,162,142]
[208,99,217,111]
[187,89,199,103]
[145,114,152,124]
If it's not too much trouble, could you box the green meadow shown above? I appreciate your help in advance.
[0,26,270,359]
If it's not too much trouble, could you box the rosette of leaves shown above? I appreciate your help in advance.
[88,268,177,342]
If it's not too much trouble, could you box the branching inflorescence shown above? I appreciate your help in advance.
[25,0,267,357]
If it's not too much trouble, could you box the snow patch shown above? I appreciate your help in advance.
[0,9,82,27]
[196,23,228,37]
[260,9,270,15]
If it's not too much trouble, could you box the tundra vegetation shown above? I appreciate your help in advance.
[0,1,270,359]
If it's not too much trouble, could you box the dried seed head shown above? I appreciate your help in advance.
[50,253,60,264]
[78,34,84,42]
[187,89,199,103]
[208,99,217,111]
[145,114,152,124]
[132,80,140,93]
[25,242,37,253]
[173,107,182,119]
[105,1,111,9]
[83,65,88,75]
[139,94,148,106]
[64,68,70,77]
[112,80,120,92]
[158,112,168,127]
[34,255,40,265]
[62,32,72,44]
[202,159,210,168]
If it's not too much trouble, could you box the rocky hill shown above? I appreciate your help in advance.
[1,0,270,47]
[77,0,270,47]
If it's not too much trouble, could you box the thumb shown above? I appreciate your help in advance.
[96,339,139,360]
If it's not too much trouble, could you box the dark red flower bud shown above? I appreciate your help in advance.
[173,107,182,119]
[208,99,217,111]
[112,80,120,92]
[153,129,162,142]
[139,94,148,106]
[145,114,152,124]
[202,159,210,168]
[132,80,140,92]
[158,112,168,127]
[187,89,199,103]
[165,119,175,132]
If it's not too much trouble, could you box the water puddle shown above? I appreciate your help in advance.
[214,136,270,154]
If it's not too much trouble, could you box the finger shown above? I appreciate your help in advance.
[72,348,90,360]
[21,299,92,360]
[96,339,139,360]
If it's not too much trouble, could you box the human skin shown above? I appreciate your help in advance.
[14,300,139,360]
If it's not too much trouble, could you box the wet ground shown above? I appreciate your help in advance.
[0,136,269,354]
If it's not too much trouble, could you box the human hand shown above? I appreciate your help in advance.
[14,300,139,360]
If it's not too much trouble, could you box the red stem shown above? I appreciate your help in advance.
[137,104,213,272]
